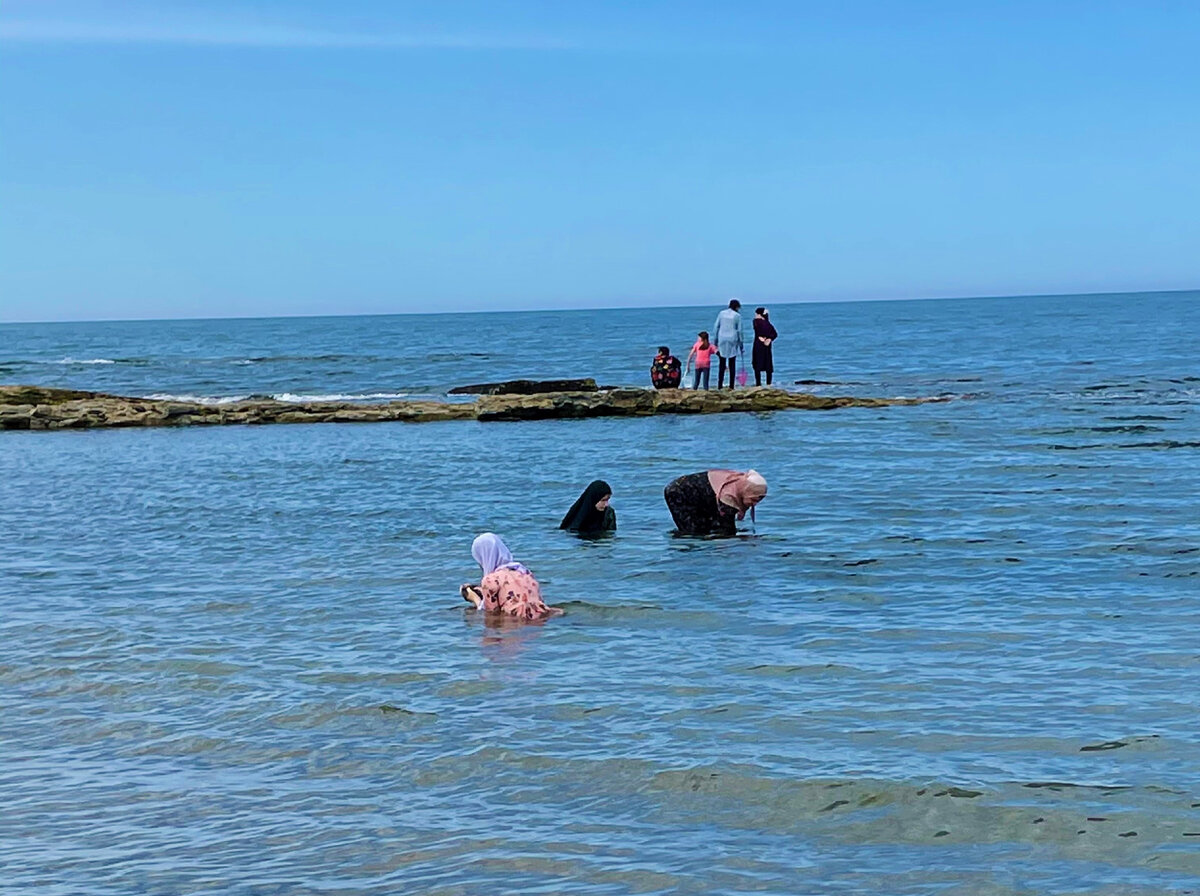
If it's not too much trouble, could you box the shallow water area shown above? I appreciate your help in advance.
[3,292,1200,894]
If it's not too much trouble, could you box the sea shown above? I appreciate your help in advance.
[2,290,1198,895]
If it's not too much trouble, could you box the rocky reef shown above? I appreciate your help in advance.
[472,387,940,420]
[0,384,946,431]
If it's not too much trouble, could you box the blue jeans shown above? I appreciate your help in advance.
[692,367,711,390]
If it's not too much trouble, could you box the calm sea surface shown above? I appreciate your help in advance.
[2,292,1199,895]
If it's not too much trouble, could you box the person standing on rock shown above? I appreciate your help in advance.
[713,299,744,389]
[685,330,716,391]
[663,469,767,537]
[752,307,778,386]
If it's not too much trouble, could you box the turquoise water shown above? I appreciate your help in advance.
[3,292,1199,894]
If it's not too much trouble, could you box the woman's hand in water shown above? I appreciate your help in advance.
[461,583,484,608]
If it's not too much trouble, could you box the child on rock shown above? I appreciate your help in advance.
[685,331,716,390]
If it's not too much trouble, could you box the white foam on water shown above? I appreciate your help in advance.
[271,392,412,403]
[59,358,116,364]
[141,391,414,405]
[144,393,251,405]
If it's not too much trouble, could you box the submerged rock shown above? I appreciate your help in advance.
[448,378,599,395]
[0,384,946,431]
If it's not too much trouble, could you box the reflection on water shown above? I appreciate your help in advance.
[470,608,554,659]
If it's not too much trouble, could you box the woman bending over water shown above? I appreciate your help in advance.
[664,470,767,537]
[461,533,562,620]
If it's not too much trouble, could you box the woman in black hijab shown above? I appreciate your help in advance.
[752,307,778,386]
[559,480,616,534]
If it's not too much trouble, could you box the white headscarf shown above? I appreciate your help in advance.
[471,533,529,576]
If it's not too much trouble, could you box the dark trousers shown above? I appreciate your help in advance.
[717,355,737,389]
[754,368,773,386]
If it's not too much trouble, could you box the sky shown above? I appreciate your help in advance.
[1,1,1198,322]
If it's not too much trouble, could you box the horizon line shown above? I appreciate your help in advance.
[3,287,1196,327]
[0,19,580,51]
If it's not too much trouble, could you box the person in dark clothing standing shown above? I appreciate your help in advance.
[559,480,616,535]
[752,307,778,386]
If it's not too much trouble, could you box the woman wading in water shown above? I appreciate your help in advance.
[663,469,767,537]
[559,480,616,535]
[461,533,562,620]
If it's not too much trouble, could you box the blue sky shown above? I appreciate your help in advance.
[1,1,1197,322]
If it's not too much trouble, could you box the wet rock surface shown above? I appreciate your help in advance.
[0,384,946,431]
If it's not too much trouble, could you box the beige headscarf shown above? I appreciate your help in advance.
[707,469,768,519]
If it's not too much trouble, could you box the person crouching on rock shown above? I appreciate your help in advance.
[664,469,768,537]
[650,346,682,389]
[461,533,563,619]
[559,479,616,535]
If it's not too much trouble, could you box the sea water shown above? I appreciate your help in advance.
[2,291,1199,894]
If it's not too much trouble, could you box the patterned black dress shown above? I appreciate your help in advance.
[650,353,682,389]
[664,471,738,536]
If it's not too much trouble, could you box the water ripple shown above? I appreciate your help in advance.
[3,293,1200,893]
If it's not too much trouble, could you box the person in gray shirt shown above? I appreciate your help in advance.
[712,298,744,389]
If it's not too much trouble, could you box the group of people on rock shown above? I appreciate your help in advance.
[650,300,779,391]
[460,470,769,620]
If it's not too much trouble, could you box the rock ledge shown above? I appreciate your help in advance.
[0,385,947,431]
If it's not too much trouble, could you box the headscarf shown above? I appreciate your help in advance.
[559,479,613,532]
[471,533,530,576]
[707,469,768,519]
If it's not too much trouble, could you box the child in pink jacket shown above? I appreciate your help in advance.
[685,331,716,391]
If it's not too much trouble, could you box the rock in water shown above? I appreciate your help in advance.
[448,378,599,395]
[0,384,946,431]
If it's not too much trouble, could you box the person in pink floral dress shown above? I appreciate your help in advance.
[460,533,563,620]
